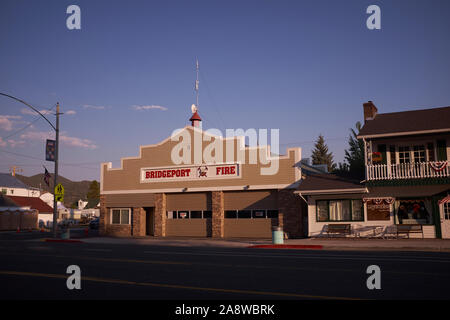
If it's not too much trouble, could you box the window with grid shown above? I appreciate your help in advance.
[398,146,411,164]
[413,145,426,162]
[111,208,130,225]
[316,200,364,222]
[444,203,450,220]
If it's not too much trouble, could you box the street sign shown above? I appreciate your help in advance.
[55,183,64,202]
[46,139,56,162]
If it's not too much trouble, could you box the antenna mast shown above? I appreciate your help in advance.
[195,58,199,108]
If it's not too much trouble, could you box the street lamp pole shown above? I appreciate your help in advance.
[0,92,60,238]
[52,102,60,238]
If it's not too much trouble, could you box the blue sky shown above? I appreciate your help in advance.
[1,0,450,181]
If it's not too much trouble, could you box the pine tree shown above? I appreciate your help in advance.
[343,122,365,180]
[86,180,100,204]
[311,134,336,172]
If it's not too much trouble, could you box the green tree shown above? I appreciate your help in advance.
[311,134,336,172]
[86,180,100,203]
[334,122,365,180]
[344,121,365,180]
[70,201,78,209]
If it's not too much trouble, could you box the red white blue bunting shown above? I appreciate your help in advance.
[429,161,448,172]
[363,198,395,204]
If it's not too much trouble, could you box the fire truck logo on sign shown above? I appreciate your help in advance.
[197,166,208,178]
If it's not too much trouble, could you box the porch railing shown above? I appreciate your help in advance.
[367,161,450,180]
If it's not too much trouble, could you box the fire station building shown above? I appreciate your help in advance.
[100,118,304,238]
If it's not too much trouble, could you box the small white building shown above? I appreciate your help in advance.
[0,173,40,198]
[40,192,54,208]
[78,199,88,210]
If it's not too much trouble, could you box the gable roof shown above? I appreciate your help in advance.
[85,198,100,209]
[7,196,53,213]
[358,106,450,138]
[296,174,367,195]
[0,173,30,189]
[0,194,20,207]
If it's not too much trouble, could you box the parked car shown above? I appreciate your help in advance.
[89,218,99,229]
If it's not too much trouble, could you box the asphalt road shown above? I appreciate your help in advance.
[1,232,450,300]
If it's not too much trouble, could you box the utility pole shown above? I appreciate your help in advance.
[9,166,23,176]
[0,93,61,238]
[52,103,60,238]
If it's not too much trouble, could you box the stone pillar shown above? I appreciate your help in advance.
[132,207,146,237]
[278,189,303,238]
[154,193,166,237]
[99,194,107,236]
[212,191,224,238]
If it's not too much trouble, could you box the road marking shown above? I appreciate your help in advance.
[85,249,112,252]
[0,270,363,300]
[27,246,52,251]
[0,252,190,266]
[143,250,450,263]
[1,250,449,277]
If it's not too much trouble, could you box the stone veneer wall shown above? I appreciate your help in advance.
[212,191,224,238]
[154,193,166,237]
[132,207,146,237]
[278,189,303,238]
[99,194,107,236]
[100,189,304,238]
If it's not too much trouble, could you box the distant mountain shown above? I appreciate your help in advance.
[16,174,94,208]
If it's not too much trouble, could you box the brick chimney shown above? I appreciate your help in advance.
[363,101,378,123]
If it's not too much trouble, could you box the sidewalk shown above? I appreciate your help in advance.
[58,236,450,252]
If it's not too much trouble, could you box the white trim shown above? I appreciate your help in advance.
[295,188,368,195]
[101,183,299,195]
[357,128,450,139]
[140,162,242,183]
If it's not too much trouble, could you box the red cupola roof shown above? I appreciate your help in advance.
[189,111,202,122]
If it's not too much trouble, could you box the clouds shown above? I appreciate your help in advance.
[132,105,168,111]
[59,135,97,150]
[0,115,21,131]
[66,110,77,115]
[82,104,107,110]
[82,104,168,112]
[6,139,26,148]
[0,136,25,148]
[20,108,53,116]
[19,131,98,150]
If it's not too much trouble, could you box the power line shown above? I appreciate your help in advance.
[1,103,57,141]
[199,68,227,130]
[0,149,100,170]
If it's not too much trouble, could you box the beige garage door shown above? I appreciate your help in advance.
[224,219,272,238]
[166,219,211,237]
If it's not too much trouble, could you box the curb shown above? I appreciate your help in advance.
[248,244,324,250]
[43,239,84,243]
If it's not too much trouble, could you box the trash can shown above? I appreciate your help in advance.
[272,226,284,244]
[61,228,70,240]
